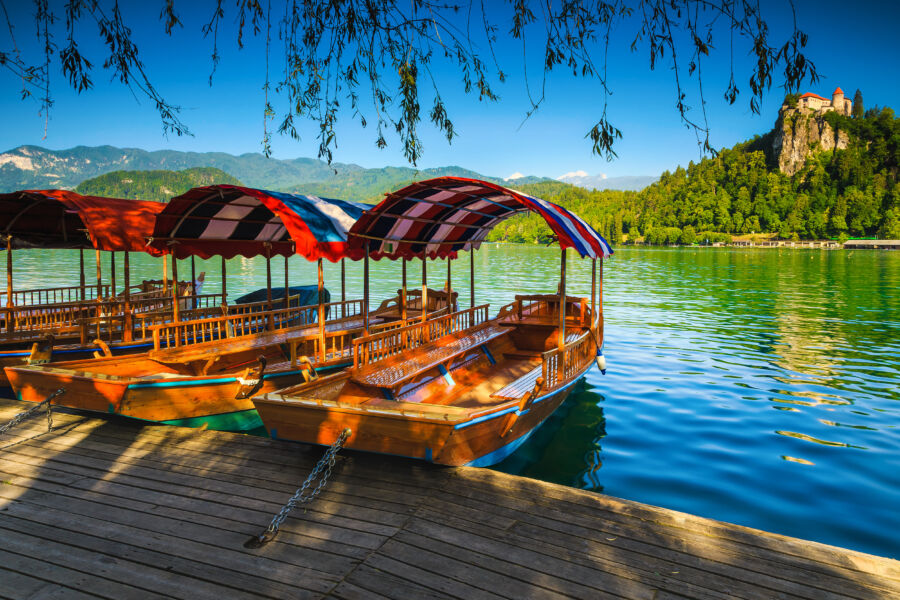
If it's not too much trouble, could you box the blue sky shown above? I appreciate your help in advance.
[1,1,898,180]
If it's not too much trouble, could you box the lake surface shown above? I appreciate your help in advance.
[8,245,900,558]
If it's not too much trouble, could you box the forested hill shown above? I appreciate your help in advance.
[75,168,242,202]
[490,104,900,245]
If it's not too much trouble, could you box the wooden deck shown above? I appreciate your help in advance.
[1,397,897,600]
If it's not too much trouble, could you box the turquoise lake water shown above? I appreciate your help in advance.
[8,245,900,558]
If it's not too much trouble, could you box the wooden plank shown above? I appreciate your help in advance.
[0,547,171,600]
[0,504,335,598]
[0,443,406,537]
[341,563,460,600]
[0,522,262,600]
[0,461,381,557]
[374,535,620,600]
[425,479,899,599]
[1,397,899,600]
[325,581,394,600]
[392,525,656,600]
[409,507,794,600]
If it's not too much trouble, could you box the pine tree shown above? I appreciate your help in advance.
[852,89,864,118]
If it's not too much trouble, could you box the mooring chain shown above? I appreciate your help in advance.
[0,388,66,437]
[245,428,351,549]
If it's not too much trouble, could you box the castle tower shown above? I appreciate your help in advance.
[832,87,846,115]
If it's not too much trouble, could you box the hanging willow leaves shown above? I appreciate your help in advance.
[1,1,818,164]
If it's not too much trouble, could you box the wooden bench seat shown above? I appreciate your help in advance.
[351,323,510,389]
[490,364,543,401]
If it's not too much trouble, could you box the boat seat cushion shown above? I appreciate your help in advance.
[351,323,510,390]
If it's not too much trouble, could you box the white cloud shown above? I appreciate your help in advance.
[506,172,526,180]
[556,170,589,180]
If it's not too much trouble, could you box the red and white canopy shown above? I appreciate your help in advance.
[0,190,165,253]
[348,177,613,260]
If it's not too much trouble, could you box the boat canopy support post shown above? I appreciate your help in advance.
[401,258,407,322]
[110,252,116,299]
[171,253,180,325]
[123,251,132,342]
[317,258,325,362]
[95,249,102,303]
[265,246,273,330]
[284,255,289,309]
[599,258,604,315]
[591,258,596,329]
[191,256,196,308]
[421,256,428,324]
[220,256,227,308]
[340,258,346,318]
[162,253,169,295]
[470,248,475,310]
[446,256,452,310]
[5,236,12,309]
[265,250,273,309]
[558,247,566,355]
[363,248,370,335]
[79,248,86,301]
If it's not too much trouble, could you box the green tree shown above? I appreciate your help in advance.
[852,89,864,118]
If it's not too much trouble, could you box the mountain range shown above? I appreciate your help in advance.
[0,145,654,202]
[553,170,658,191]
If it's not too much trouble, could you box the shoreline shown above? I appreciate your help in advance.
[484,240,900,250]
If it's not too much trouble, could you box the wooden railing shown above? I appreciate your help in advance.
[149,298,365,350]
[512,294,590,324]
[352,304,491,369]
[0,292,226,341]
[0,284,112,307]
[540,311,599,390]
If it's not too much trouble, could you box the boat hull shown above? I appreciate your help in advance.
[0,339,156,388]
[6,362,347,431]
[254,377,581,466]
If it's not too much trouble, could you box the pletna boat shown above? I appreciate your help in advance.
[5,185,455,430]
[0,190,224,384]
[251,177,613,465]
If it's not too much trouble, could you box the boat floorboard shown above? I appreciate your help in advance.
[0,397,897,600]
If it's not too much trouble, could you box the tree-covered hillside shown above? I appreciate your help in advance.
[75,167,242,202]
[489,105,900,245]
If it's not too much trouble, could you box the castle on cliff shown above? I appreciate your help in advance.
[795,87,851,116]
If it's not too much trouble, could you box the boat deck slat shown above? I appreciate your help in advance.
[490,364,543,401]
[1,398,897,600]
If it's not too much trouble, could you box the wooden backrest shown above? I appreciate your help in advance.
[352,304,490,369]
[400,287,459,312]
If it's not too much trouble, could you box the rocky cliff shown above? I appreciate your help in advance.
[771,106,850,176]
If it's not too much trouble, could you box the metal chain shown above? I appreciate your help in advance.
[245,428,351,549]
[0,388,65,437]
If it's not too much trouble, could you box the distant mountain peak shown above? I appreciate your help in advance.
[555,170,655,191]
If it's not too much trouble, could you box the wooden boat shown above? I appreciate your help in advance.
[6,185,455,430]
[250,177,614,466]
[0,190,223,385]
[6,293,448,431]
[253,296,600,464]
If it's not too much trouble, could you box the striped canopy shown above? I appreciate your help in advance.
[348,177,613,260]
[0,190,165,253]
[151,185,368,261]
